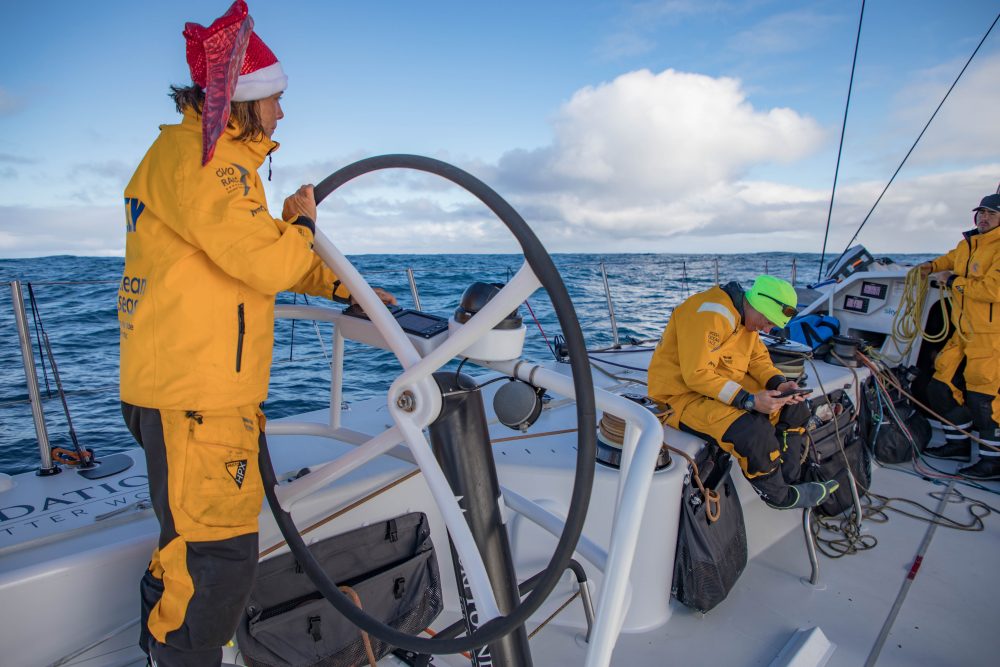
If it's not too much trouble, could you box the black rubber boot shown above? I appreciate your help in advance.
[959,455,1000,480]
[960,429,1000,480]
[923,438,972,461]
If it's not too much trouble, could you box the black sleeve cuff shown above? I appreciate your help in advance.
[946,274,957,288]
[766,375,787,390]
[733,389,752,408]
[330,279,351,304]
[292,215,316,235]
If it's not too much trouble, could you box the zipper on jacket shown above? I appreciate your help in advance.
[959,236,973,330]
[236,303,245,373]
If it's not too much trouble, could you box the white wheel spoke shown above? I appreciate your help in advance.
[274,425,406,508]
[395,418,502,621]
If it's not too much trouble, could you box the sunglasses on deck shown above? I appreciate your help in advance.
[758,292,798,319]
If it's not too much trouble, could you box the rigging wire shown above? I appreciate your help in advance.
[586,355,648,374]
[25,283,92,465]
[26,283,52,397]
[828,11,1000,274]
[523,297,556,359]
[817,0,866,281]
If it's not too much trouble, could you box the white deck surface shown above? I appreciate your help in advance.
[508,459,998,667]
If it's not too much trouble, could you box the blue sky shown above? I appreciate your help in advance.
[1,1,998,257]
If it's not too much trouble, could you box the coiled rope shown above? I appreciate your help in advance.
[888,268,964,363]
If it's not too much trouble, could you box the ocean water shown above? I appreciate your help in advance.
[0,252,932,475]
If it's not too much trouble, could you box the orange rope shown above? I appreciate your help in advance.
[50,447,93,466]
[339,585,378,667]
[662,442,720,522]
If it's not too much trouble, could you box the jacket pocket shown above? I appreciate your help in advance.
[236,303,246,373]
[180,408,263,529]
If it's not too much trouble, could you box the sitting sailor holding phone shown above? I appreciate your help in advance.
[648,275,840,509]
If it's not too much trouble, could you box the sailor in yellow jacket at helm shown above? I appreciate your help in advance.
[117,3,395,665]
[920,194,1000,480]
[648,275,840,509]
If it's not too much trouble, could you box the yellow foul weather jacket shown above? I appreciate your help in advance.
[929,224,1000,411]
[648,285,783,428]
[119,109,350,410]
[928,224,1000,337]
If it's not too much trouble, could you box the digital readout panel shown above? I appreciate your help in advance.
[860,281,888,300]
[843,294,870,313]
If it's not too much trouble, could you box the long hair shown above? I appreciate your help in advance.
[168,85,266,143]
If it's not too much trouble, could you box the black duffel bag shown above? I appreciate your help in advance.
[237,512,443,667]
[672,446,748,613]
[804,390,871,517]
[858,374,931,464]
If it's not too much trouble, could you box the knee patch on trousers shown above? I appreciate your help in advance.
[926,378,969,421]
[967,391,1000,433]
[778,401,810,428]
[721,413,781,477]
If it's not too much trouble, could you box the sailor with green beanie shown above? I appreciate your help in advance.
[648,275,840,509]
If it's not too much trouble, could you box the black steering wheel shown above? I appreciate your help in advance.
[258,154,596,654]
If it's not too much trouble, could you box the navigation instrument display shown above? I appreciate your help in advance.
[342,304,449,338]
[860,281,888,299]
[843,294,870,313]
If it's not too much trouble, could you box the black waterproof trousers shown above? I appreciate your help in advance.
[681,401,810,507]
[123,402,263,667]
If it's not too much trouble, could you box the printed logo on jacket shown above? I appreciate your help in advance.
[217,163,251,196]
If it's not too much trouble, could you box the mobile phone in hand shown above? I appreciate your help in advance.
[776,387,813,398]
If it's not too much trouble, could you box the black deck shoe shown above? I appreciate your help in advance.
[922,440,971,461]
[958,456,1000,480]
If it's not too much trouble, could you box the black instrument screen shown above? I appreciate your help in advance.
[342,304,449,338]
[860,281,887,299]
[843,295,870,313]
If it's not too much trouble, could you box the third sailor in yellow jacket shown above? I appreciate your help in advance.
[920,193,1000,480]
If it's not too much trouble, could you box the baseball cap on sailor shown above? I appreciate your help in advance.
[973,194,1000,213]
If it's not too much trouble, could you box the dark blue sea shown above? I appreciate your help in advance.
[0,252,932,475]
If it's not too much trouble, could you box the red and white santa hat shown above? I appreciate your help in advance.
[182,1,287,163]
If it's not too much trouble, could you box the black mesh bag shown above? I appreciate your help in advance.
[672,448,748,613]
[236,512,443,667]
[804,390,871,516]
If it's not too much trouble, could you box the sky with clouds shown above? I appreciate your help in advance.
[0,0,998,259]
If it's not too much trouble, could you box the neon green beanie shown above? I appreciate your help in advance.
[745,275,798,327]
